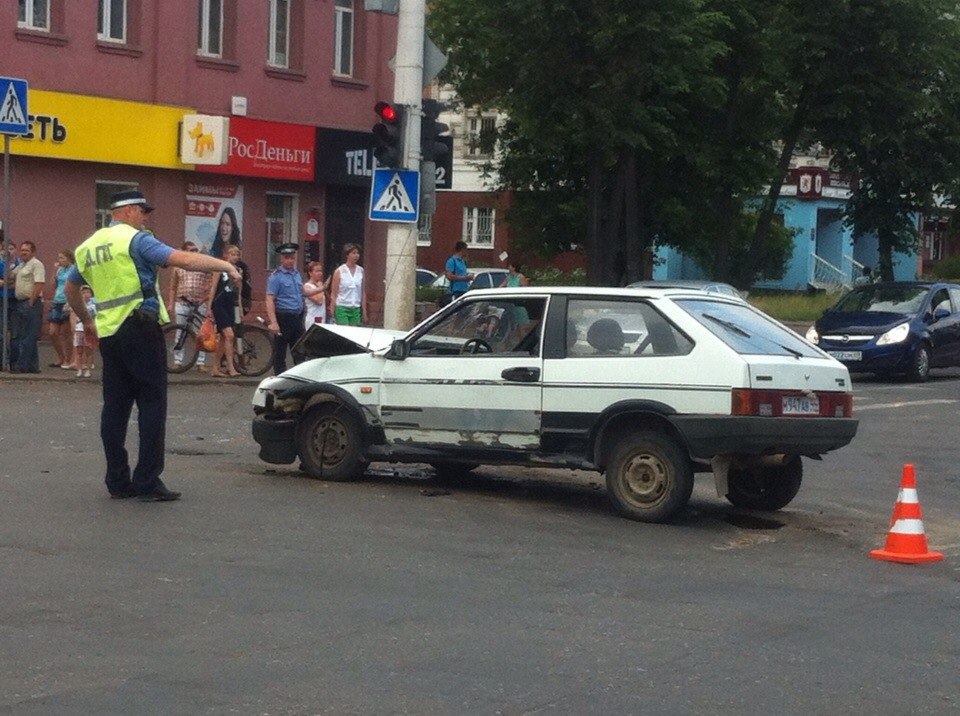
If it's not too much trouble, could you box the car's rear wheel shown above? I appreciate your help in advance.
[905,343,930,382]
[725,456,803,511]
[296,403,366,481]
[605,430,693,523]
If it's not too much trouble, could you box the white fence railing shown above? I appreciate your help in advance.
[811,253,850,292]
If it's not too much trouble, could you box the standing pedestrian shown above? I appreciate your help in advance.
[0,239,21,367]
[74,285,97,378]
[444,241,474,301]
[65,190,239,502]
[207,245,242,378]
[265,242,306,375]
[330,243,368,326]
[303,261,329,329]
[499,261,530,288]
[48,249,76,369]
[166,240,211,371]
[10,241,45,374]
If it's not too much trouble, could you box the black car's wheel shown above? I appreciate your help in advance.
[605,430,693,523]
[296,403,366,481]
[431,462,479,482]
[726,456,803,511]
[905,343,930,382]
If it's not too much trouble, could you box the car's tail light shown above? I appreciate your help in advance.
[731,389,853,418]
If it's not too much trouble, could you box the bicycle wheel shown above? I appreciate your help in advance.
[235,325,274,377]
[163,323,200,373]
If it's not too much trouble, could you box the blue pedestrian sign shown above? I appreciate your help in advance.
[0,77,29,135]
[369,168,419,223]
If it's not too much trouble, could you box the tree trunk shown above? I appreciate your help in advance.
[603,153,627,286]
[877,228,895,281]
[623,148,641,284]
[586,153,604,285]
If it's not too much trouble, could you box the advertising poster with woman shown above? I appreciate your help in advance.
[184,183,244,256]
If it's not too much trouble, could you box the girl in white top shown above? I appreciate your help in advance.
[330,243,368,325]
[303,261,329,329]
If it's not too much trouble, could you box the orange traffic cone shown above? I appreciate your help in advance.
[870,464,943,564]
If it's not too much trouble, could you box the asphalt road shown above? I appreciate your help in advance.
[1,372,959,714]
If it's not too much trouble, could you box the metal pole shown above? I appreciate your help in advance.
[2,134,10,371]
[381,0,425,331]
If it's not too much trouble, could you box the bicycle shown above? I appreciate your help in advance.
[162,303,274,376]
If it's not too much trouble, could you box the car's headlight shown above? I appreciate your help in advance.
[805,325,819,343]
[877,322,910,345]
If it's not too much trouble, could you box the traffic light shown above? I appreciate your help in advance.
[372,101,406,168]
[420,99,449,163]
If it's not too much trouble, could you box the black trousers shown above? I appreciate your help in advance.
[273,310,305,375]
[98,315,168,495]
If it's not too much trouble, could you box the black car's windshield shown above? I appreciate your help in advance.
[832,285,928,315]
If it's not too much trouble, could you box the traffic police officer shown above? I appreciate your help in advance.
[65,190,240,502]
[265,242,306,374]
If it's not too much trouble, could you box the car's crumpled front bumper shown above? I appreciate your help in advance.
[252,416,298,464]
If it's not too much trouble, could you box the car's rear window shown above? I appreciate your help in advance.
[676,299,822,358]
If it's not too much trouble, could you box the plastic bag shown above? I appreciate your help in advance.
[197,314,219,352]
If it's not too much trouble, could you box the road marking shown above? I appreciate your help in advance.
[856,399,958,411]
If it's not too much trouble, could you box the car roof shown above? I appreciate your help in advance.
[462,285,743,301]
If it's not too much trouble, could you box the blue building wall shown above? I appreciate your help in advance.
[654,195,919,289]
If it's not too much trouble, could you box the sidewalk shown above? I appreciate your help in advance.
[0,339,264,385]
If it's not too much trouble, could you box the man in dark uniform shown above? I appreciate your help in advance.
[265,242,306,375]
[65,190,240,502]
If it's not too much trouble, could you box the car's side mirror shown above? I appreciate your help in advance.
[386,338,409,361]
[933,306,950,322]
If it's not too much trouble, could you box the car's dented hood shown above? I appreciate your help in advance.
[293,323,407,358]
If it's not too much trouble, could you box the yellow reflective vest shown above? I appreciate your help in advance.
[76,223,170,338]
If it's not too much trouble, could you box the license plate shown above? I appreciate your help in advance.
[828,350,862,362]
[783,395,820,416]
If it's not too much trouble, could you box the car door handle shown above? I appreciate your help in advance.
[502,367,540,382]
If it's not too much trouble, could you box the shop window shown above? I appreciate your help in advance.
[98,0,125,42]
[266,193,299,270]
[463,207,494,248]
[417,213,432,247]
[334,0,354,76]
[95,181,138,229]
[18,0,49,30]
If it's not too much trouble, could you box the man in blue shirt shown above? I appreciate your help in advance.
[0,240,20,369]
[265,242,306,375]
[444,241,474,300]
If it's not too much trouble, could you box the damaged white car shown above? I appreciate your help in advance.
[252,287,858,523]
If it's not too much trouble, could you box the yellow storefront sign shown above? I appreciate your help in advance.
[9,89,195,170]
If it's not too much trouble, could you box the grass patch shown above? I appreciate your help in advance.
[747,290,840,322]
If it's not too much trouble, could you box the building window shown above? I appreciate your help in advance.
[334,0,354,76]
[467,116,497,158]
[266,193,298,269]
[268,0,289,68]
[417,213,432,247]
[18,0,49,30]
[463,207,494,248]
[98,0,126,42]
[95,181,137,229]
[197,0,223,57]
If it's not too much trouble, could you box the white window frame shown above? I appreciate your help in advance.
[334,0,354,77]
[197,0,223,57]
[18,0,50,30]
[268,0,290,68]
[266,193,300,270]
[417,213,432,247]
[463,207,495,248]
[98,0,126,43]
[467,115,497,158]
[95,180,138,229]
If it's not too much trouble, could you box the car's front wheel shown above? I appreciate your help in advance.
[725,456,803,511]
[296,403,366,481]
[605,430,694,523]
[905,343,930,382]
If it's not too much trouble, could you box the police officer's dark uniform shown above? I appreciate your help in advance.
[66,191,180,501]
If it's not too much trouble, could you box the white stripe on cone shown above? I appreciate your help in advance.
[896,488,919,503]
[890,518,926,535]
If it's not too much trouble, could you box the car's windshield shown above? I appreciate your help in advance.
[676,299,822,358]
[832,285,929,315]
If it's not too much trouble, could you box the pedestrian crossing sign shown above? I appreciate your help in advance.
[369,168,419,223]
[0,77,29,136]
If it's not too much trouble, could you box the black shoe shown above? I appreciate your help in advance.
[109,485,139,499]
[138,486,182,502]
